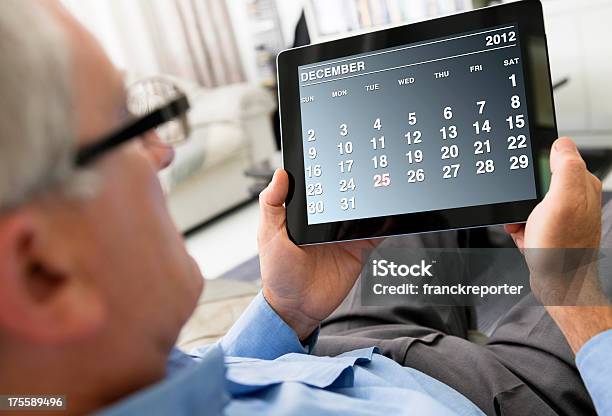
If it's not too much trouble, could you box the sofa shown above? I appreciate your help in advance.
[154,76,278,232]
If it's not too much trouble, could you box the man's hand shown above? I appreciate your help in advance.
[504,137,602,251]
[504,137,611,352]
[258,169,380,340]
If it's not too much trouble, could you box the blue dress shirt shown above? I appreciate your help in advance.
[95,293,612,415]
[97,292,484,415]
[576,329,612,416]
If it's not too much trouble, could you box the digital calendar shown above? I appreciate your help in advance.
[299,24,535,225]
[278,1,555,244]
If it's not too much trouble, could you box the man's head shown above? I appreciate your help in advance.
[0,1,203,410]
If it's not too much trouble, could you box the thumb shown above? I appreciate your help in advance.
[547,138,587,199]
[261,169,288,207]
[259,169,289,237]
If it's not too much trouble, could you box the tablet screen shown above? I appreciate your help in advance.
[298,24,537,226]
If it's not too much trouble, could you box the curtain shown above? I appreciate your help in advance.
[61,0,245,87]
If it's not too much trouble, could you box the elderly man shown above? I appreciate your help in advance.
[0,1,609,415]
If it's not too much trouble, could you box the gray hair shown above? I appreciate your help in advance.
[0,0,75,211]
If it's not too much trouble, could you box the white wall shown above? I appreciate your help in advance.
[542,0,612,147]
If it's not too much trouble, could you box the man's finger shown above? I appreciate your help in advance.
[509,230,525,252]
[504,223,523,234]
[261,169,289,208]
[258,169,289,240]
[549,138,585,174]
[548,138,588,197]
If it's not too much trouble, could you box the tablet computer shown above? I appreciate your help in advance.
[278,0,557,245]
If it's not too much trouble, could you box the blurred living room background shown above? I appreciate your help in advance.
[59,0,612,288]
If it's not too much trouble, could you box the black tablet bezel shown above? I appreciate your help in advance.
[278,0,556,245]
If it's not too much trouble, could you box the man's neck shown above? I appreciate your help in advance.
[0,360,96,415]
[0,343,167,415]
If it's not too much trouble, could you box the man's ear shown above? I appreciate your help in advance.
[0,208,105,345]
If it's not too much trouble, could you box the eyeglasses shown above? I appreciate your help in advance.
[75,77,191,167]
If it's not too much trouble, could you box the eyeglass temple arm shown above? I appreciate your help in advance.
[75,95,190,167]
